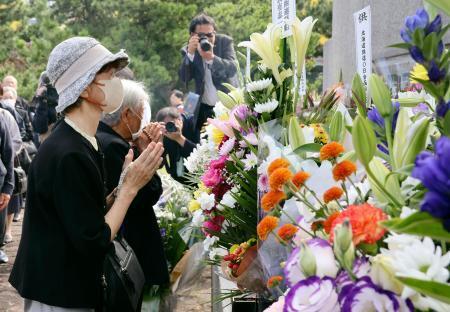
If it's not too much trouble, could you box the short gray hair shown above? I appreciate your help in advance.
[102,79,149,127]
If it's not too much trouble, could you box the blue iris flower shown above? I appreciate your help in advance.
[412,137,450,230]
[436,100,450,118]
[426,15,442,34]
[405,8,429,32]
[428,60,446,82]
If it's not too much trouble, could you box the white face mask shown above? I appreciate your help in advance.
[126,108,143,141]
[96,77,124,114]
[1,99,15,109]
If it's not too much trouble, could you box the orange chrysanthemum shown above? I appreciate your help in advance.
[292,171,310,188]
[268,158,291,176]
[267,275,283,288]
[261,190,287,212]
[329,203,388,245]
[332,160,357,181]
[323,211,341,234]
[277,224,298,241]
[323,186,344,203]
[257,216,279,241]
[320,142,345,160]
[269,168,293,190]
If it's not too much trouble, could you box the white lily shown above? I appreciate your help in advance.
[238,23,283,84]
[291,16,317,78]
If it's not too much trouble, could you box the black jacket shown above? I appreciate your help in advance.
[31,95,58,134]
[163,115,197,185]
[179,34,238,96]
[0,110,15,195]
[10,121,111,309]
[0,103,34,142]
[96,122,169,286]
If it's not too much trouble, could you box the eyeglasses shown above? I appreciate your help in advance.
[196,31,215,38]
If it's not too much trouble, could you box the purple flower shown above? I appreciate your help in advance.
[409,46,425,63]
[335,257,371,289]
[160,228,166,237]
[367,107,384,128]
[339,277,414,312]
[284,276,339,312]
[412,102,429,114]
[405,8,429,32]
[426,14,442,34]
[412,137,450,229]
[400,28,411,43]
[438,41,444,57]
[436,100,450,118]
[428,61,446,82]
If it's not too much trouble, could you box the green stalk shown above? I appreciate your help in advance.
[384,118,396,170]
[366,166,402,208]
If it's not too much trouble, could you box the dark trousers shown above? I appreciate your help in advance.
[0,206,6,246]
[195,103,215,140]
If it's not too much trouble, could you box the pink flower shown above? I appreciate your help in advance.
[203,215,225,235]
[258,174,269,192]
[202,156,228,187]
[208,118,235,138]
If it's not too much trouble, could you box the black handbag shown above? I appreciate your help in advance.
[102,233,145,312]
[13,155,27,195]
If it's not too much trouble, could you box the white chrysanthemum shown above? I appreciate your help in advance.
[242,151,258,171]
[184,139,217,173]
[246,78,273,92]
[197,193,215,211]
[219,188,238,210]
[381,235,450,310]
[254,99,279,114]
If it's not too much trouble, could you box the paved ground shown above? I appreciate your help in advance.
[0,219,23,312]
[0,218,212,312]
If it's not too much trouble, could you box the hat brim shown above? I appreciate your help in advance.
[56,50,129,113]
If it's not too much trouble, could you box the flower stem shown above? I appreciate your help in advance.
[348,178,365,203]
[366,166,403,208]
[384,118,397,170]
[341,182,350,206]
[280,209,315,238]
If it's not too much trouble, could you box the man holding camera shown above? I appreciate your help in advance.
[179,13,238,135]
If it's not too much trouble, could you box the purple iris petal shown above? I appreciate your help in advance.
[421,191,450,219]
[409,46,425,63]
[438,41,444,57]
[400,28,412,43]
[412,153,450,194]
[426,14,442,34]
[415,8,430,29]
[412,102,429,114]
[436,137,450,176]
[368,107,385,127]
[427,61,446,82]
[436,100,450,118]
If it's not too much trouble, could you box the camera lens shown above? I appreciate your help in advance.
[199,37,211,52]
[165,122,177,133]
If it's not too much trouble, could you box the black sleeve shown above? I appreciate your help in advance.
[53,152,111,258]
[178,47,195,84]
[0,121,14,195]
[211,37,238,81]
[180,139,196,158]
[31,96,49,134]
[103,143,128,194]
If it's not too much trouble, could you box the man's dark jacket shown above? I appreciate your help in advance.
[179,34,238,96]
[96,122,169,286]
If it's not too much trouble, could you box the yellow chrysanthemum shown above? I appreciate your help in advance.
[188,200,201,212]
[410,63,429,83]
[313,124,328,144]
[9,20,21,31]
[211,127,225,145]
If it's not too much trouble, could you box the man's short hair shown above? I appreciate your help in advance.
[171,89,184,100]
[189,13,216,33]
[156,107,180,122]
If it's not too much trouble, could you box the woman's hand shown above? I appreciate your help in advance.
[121,142,164,195]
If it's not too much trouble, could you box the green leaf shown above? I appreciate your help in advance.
[288,116,306,151]
[382,212,450,241]
[396,97,427,107]
[368,157,403,206]
[424,0,450,16]
[388,43,412,50]
[352,116,376,167]
[423,33,438,61]
[292,143,322,155]
[443,110,450,136]
[358,243,378,255]
[329,111,344,142]
[369,74,393,118]
[396,277,450,304]
[384,164,415,182]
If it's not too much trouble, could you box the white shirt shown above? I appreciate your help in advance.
[187,52,218,107]
[64,117,98,151]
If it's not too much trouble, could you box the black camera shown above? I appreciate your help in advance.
[165,121,178,133]
[43,84,59,108]
[199,36,212,52]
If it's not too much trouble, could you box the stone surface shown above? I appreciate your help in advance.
[0,218,24,312]
[323,0,450,89]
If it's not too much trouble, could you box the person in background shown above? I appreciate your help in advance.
[0,108,16,264]
[179,13,238,136]
[10,36,164,311]
[31,72,58,144]
[156,107,196,185]
[98,79,169,309]
[2,75,31,114]
[169,89,184,113]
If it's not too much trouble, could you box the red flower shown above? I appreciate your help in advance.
[267,275,283,288]
[332,160,357,181]
[329,203,388,245]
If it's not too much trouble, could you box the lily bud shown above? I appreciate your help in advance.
[329,111,344,143]
[299,242,317,277]
[352,116,376,167]
[369,74,394,118]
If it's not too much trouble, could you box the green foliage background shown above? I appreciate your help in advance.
[0,0,332,114]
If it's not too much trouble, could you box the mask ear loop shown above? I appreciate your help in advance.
[80,81,106,108]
